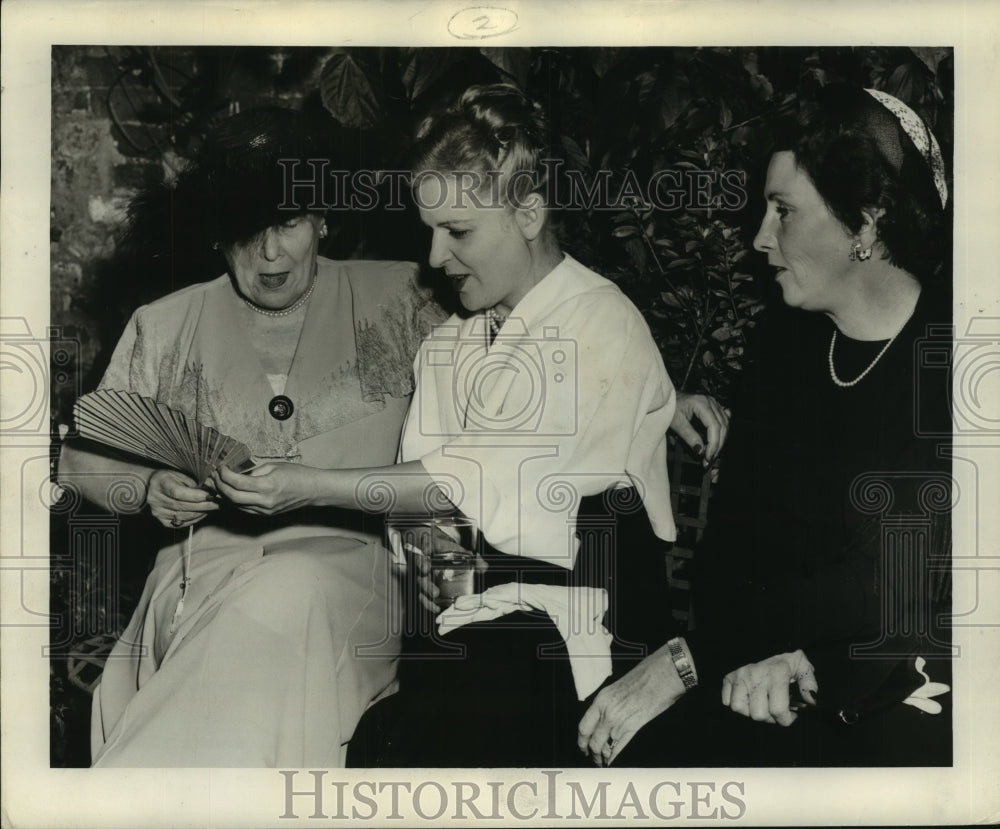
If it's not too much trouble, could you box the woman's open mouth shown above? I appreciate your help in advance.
[446,273,469,291]
[258,272,290,290]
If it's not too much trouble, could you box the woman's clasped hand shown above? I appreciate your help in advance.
[213,463,319,516]
[145,469,219,528]
[721,651,819,726]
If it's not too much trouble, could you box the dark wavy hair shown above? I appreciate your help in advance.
[773,84,949,283]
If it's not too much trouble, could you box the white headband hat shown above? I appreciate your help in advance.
[864,88,948,208]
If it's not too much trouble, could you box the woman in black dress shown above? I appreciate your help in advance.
[578,83,953,768]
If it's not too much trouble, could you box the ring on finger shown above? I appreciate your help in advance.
[170,515,182,527]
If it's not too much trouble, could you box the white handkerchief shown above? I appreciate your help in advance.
[902,656,951,715]
[437,582,613,700]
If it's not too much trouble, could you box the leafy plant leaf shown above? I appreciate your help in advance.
[319,50,385,129]
[399,47,463,102]
[480,47,534,89]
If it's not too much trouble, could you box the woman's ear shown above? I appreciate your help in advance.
[513,192,547,241]
[859,206,885,248]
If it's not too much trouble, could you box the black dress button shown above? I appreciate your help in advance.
[268,395,294,421]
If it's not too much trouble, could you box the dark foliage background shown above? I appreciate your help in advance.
[49,45,952,766]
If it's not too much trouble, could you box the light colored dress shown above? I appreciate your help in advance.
[89,257,441,767]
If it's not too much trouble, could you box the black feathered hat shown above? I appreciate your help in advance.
[123,107,331,260]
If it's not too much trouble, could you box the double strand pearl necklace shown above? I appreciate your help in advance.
[828,327,900,388]
[243,270,317,318]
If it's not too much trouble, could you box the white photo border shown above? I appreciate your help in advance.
[3,0,999,826]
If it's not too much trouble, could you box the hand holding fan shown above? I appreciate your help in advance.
[73,389,257,484]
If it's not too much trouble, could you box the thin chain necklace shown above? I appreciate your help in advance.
[828,328,900,387]
[243,270,316,318]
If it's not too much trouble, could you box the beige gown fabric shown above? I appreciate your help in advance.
[89,258,442,767]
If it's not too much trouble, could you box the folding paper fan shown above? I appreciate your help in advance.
[73,389,256,484]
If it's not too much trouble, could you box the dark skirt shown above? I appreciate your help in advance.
[348,490,675,768]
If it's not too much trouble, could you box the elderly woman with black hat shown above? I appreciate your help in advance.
[577,83,953,768]
[58,108,442,767]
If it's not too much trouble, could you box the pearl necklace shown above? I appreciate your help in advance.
[243,272,316,318]
[828,328,900,387]
[486,306,507,339]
